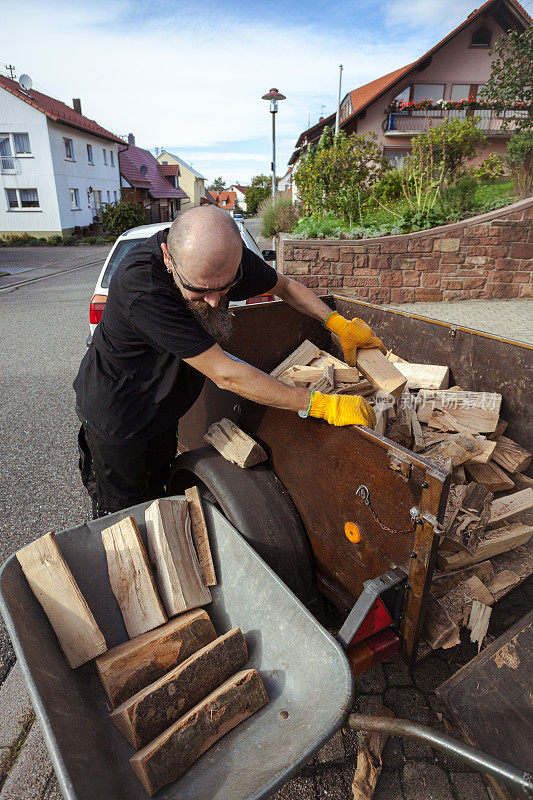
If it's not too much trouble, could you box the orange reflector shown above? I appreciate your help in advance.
[345,522,361,543]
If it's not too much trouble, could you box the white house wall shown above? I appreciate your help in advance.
[47,120,121,232]
[0,90,61,234]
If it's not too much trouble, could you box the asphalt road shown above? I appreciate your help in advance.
[0,262,102,681]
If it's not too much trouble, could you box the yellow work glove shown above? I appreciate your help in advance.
[308,392,376,428]
[325,311,386,367]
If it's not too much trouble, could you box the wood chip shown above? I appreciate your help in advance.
[431,561,495,598]
[204,418,268,469]
[351,705,395,800]
[102,517,167,639]
[438,576,494,626]
[16,532,107,668]
[468,601,492,652]
[444,483,493,553]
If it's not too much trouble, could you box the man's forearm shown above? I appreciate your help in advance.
[184,346,311,412]
[276,276,333,323]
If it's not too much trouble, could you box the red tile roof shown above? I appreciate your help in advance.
[119,145,188,199]
[232,185,249,194]
[209,190,237,210]
[158,164,180,176]
[0,75,124,143]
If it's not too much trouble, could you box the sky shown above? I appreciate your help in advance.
[1,0,516,186]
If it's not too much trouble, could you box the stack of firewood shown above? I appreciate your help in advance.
[265,339,533,655]
[16,489,268,797]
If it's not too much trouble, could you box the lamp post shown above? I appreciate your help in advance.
[262,88,286,201]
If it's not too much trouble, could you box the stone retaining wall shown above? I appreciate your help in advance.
[277,197,533,302]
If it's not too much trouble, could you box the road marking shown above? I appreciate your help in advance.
[0,259,105,293]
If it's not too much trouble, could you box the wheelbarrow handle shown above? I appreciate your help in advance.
[348,714,533,799]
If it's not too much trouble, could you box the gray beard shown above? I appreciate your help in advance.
[185,296,235,342]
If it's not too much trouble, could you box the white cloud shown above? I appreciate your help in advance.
[3,0,435,181]
[384,0,474,30]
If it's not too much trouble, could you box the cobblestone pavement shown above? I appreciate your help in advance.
[388,299,533,345]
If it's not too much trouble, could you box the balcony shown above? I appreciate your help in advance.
[383,106,529,137]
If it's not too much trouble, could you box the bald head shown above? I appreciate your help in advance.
[166,206,242,287]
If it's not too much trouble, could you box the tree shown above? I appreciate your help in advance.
[208,177,225,191]
[245,174,272,215]
[294,128,388,224]
[413,116,486,182]
[481,25,533,131]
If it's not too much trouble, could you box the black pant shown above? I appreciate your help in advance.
[78,423,179,519]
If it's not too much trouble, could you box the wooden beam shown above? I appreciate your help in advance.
[204,418,268,469]
[394,363,449,390]
[491,436,532,474]
[351,705,395,800]
[283,365,360,385]
[410,408,426,452]
[417,390,501,433]
[185,486,216,586]
[111,628,248,749]
[437,523,533,571]
[130,669,268,796]
[270,339,321,379]
[464,461,515,492]
[102,517,167,639]
[145,499,211,617]
[16,532,107,669]
[487,488,533,529]
[95,610,216,708]
[356,348,407,400]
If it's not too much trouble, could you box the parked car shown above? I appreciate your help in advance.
[88,221,276,343]
[233,213,244,221]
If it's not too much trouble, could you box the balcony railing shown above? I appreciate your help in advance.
[383,107,529,136]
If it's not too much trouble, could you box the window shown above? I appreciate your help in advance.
[70,188,80,209]
[392,87,410,114]
[64,138,74,160]
[103,148,108,165]
[451,84,471,102]
[93,190,102,208]
[13,133,31,154]
[471,25,492,47]
[162,160,168,164]
[0,134,14,171]
[412,84,445,102]
[6,188,18,208]
[20,189,40,208]
[87,144,94,164]
[107,190,111,203]
[113,190,117,202]
[110,150,114,166]
[383,148,411,169]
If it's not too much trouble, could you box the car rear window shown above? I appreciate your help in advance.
[100,239,145,288]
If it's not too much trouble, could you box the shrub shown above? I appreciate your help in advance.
[294,128,388,224]
[101,201,146,235]
[372,169,403,201]
[506,130,533,197]
[413,117,486,182]
[438,173,478,217]
[472,153,506,181]
[259,197,300,237]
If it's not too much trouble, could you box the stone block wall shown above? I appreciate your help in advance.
[277,198,533,303]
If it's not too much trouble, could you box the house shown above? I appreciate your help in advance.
[119,136,188,223]
[277,168,293,199]
[0,74,123,238]
[156,151,207,211]
[290,0,531,171]
[208,190,237,216]
[228,184,249,212]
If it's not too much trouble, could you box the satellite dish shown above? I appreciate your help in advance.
[18,74,33,91]
[139,165,148,175]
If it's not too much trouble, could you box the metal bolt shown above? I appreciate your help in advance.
[410,552,418,559]
[421,481,429,489]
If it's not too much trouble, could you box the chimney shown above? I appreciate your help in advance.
[72,98,82,115]
[128,133,136,146]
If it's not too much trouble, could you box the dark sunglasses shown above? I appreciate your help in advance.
[167,249,242,294]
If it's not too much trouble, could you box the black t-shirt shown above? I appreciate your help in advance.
[74,229,277,442]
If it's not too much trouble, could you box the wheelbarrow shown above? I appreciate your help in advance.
[1,499,531,800]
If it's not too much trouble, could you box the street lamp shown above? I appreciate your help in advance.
[262,88,286,201]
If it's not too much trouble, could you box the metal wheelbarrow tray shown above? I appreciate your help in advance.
[0,498,354,800]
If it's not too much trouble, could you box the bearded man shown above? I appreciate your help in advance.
[74,205,384,518]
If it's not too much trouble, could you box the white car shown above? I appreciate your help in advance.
[88,221,276,342]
